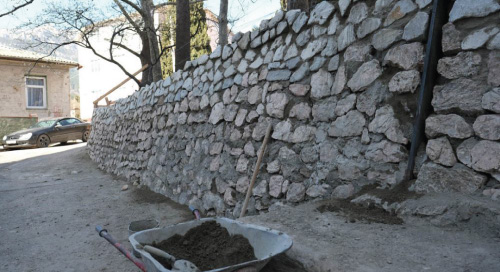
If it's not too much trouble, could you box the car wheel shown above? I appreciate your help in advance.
[82,131,90,142]
[37,134,51,148]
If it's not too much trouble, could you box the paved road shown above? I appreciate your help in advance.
[0,143,192,272]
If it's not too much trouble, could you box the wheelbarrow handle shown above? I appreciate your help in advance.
[95,225,147,272]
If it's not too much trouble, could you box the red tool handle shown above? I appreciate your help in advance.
[96,225,146,272]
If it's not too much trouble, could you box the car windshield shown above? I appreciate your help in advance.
[30,120,57,128]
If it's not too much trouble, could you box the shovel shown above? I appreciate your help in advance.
[137,244,201,272]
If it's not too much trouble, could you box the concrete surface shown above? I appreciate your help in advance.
[0,143,192,272]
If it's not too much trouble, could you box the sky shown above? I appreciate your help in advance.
[0,0,281,33]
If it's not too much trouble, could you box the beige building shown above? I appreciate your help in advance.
[0,45,79,119]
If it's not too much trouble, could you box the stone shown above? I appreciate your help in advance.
[250,36,262,48]
[332,184,355,199]
[344,44,372,62]
[470,140,500,173]
[338,24,356,52]
[306,185,328,198]
[310,57,327,72]
[286,9,300,25]
[361,128,370,144]
[284,44,298,61]
[238,32,250,50]
[312,97,337,122]
[331,64,346,94]
[301,38,327,61]
[389,70,420,93]
[415,162,487,193]
[369,105,408,144]
[403,12,429,41]
[425,114,473,139]
[357,18,382,39]
[290,102,312,120]
[236,156,249,173]
[290,62,310,82]
[296,29,311,47]
[224,104,238,122]
[202,193,225,214]
[415,0,432,8]
[121,185,128,191]
[222,45,233,60]
[356,81,388,116]
[267,160,280,174]
[449,0,500,22]
[372,29,403,51]
[292,12,308,33]
[473,115,500,140]
[383,42,424,70]
[290,126,316,143]
[208,102,225,124]
[266,70,292,81]
[321,38,338,57]
[286,183,306,202]
[347,2,368,24]
[311,69,334,98]
[335,94,357,116]
[327,15,340,35]
[210,142,224,155]
[210,46,222,59]
[252,180,268,197]
[236,176,249,193]
[442,23,462,53]
[286,56,301,69]
[272,119,292,141]
[365,140,408,163]
[289,84,310,96]
[461,27,499,50]
[328,110,366,137]
[374,0,395,13]
[488,52,500,87]
[456,138,478,167]
[338,0,351,16]
[482,88,500,113]
[247,86,262,105]
[266,93,289,118]
[327,55,340,72]
[235,109,247,127]
[300,146,319,163]
[269,175,284,198]
[308,1,335,25]
[432,78,487,114]
[347,60,383,92]
[488,33,500,50]
[426,137,457,167]
[437,52,481,79]
[385,0,417,26]
[224,188,237,206]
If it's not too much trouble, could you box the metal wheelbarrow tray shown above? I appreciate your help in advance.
[129,217,293,272]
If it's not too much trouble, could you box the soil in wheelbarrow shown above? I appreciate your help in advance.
[152,221,256,270]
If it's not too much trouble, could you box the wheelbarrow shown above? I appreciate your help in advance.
[96,208,293,272]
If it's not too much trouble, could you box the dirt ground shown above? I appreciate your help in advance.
[1,143,499,272]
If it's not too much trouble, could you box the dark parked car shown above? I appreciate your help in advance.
[1,117,91,149]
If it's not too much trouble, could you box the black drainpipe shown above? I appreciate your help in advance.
[404,0,451,181]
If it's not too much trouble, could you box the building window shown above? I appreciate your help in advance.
[25,76,47,109]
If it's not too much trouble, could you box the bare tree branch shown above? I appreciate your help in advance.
[0,0,34,18]
[112,0,143,34]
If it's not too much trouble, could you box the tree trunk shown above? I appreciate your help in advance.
[139,32,153,86]
[218,0,228,46]
[140,0,162,82]
[287,0,309,11]
[175,0,190,71]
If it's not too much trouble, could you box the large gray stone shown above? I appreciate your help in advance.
[357,18,381,39]
[266,70,292,81]
[332,64,346,94]
[347,60,383,92]
[272,119,292,141]
[296,29,311,47]
[426,137,457,167]
[437,52,481,79]
[415,0,432,9]
[332,184,355,199]
[383,42,424,70]
[266,93,289,118]
[308,1,335,25]
[369,105,408,144]
[334,94,357,116]
[338,0,351,16]
[403,12,429,41]
[470,140,500,173]
[425,114,473,139]
[384,0,417,26]
[488,32,500,50]
[347,2,368,24]
[289,84,310,96]
[356,81,388,116]
[389,70,420,93]
[208,102,225,124]
[311,69,334,99]
[290,126,316,143]
[290,102,312,120]
[286,183,306,203]
[488,51,500,87]
[482,88,500,113]
[290,62,310,83]
[312,97,338,122]
[327,15,340,35]
[301,37,327,60]
[338,24,356,51]
[473,115,500,140]
[372,29,403,51]
[456,138,478,168]
[328,110,366,137]
[344,44,372,63]
[292,12,308,33]
[247,86,262,105]
[432,78,488,114]
[442,23,462,53]
[415,162,487,193]
[321,37,338,57]
[449,0,500,22]
[269,175,284,198]
[238,32,250,50]
[461,27,499,50]
[365,140,407,163]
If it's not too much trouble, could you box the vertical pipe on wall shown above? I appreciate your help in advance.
[404,0,450,180]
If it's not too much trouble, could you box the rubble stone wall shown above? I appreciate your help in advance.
[414,0,500,194]
[88,0,439,216]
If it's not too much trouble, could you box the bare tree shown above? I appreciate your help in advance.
[218,0,228,46]
[175,0,190,71]
[0,0,34,18]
